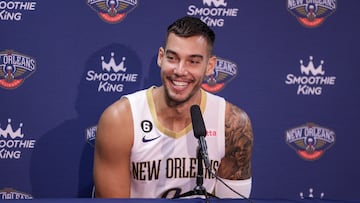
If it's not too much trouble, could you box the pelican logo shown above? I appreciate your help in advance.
[285,123,335,161]
[87,0,138,24]
[0,188,32,199]
[287,0,336,28]
[201,57,237,93]
[0,50,36,89]
[85,125,97,147]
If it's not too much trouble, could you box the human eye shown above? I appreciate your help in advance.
[166,53,178,63]
[188,56,202,65]
[190,59,201,64]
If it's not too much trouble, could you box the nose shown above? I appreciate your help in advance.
[174,61,188,75]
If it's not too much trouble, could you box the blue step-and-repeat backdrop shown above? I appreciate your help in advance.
[1,0,360,201]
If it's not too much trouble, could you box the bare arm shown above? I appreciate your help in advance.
[93,98,133,198]
[217,102,253,180]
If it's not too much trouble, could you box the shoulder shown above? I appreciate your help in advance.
[97,87,152,137]
[224,101,254,159]
[96,97,133,142]
[225,102,253,148]
[203,90,225,103]
[99,97,131,125]
[225,101,252,134]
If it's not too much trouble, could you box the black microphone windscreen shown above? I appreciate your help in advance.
[190,105,206,138]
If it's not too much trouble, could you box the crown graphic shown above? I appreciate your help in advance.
[300,56,325,76]
[203,0,227,7]
[101,52,126,73]
[0,119,24,139]
[300,188,325,199]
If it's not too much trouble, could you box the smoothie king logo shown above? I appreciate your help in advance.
[300,187,325,199]
[85,47,141,93]
[87,0,138,24]
[0,118,36,159]
[0,188,32,199]
[186,0,239,27]
[285,56,336,95]
[285,123,335,161]
[202,57,237,93]
[0,1,37,21]
[287,0,336,28]
[0,50,36,89]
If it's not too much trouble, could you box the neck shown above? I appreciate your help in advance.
[152,86,201,132]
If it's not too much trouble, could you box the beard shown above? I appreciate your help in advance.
[162,76,202,107]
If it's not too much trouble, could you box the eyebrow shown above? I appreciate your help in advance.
[165,49,204,60]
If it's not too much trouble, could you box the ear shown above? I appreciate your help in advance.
[205,55,217,76]
[157,47,165,67]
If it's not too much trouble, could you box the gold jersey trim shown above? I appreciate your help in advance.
[146,86,207,139]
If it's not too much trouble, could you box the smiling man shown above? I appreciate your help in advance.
[93,16,254,199]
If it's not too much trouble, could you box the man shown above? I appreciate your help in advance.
[93,16,253,199]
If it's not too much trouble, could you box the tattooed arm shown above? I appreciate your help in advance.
[217,101,253,180]
[214,102,253,198]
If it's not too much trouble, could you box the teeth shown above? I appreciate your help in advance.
[173,81,187,86]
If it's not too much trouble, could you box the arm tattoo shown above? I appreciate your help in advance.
[217,103,253,180]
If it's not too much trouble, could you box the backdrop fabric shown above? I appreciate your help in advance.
[0,0,359,201]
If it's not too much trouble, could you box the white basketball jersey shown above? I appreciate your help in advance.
[125,86,226,198]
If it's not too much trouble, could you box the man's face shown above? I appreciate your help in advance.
[157,33,216,104]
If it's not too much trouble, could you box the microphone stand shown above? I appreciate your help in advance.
[173,145,218,202]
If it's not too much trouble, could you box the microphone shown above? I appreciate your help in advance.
[190,105,210,168]
[190,105,253,202]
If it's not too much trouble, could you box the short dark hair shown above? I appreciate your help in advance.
[165,16,215,54]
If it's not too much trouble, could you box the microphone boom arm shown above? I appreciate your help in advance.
[198,136,210,169]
